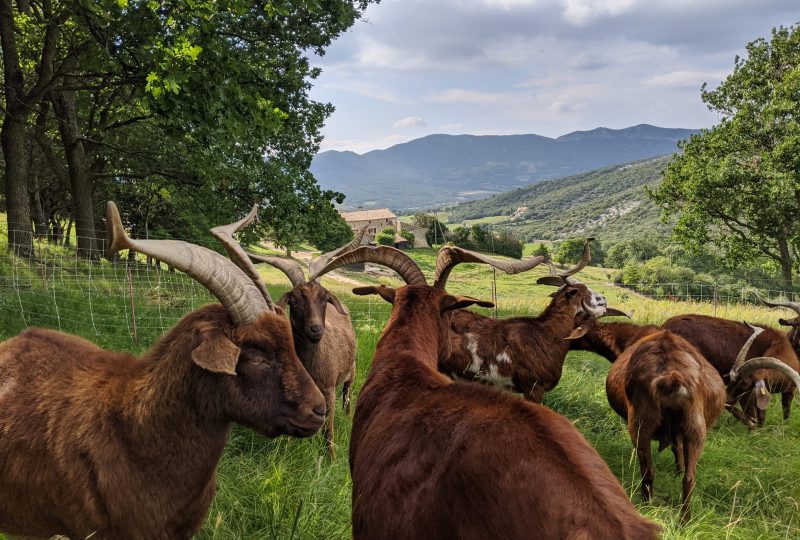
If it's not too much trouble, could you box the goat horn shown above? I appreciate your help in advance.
[731,322,763,373]
[311,245,427,286]
[536,239,593,286]
[209,203,274,309]
[106,201,271,325]
[433,244,545,289]
[729,357,800,392]
[248,253,306,287]
[308,224,368,281]
[752,290,800,317]
[600,307,631,318]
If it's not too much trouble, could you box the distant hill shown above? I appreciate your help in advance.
[445,156,672,245]
[311,124,696,210]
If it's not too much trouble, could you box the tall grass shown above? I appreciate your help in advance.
[0,243,798,539]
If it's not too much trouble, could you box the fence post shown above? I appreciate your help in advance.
[713,284,718,316]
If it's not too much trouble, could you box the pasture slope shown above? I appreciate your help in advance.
[0,241,798,539]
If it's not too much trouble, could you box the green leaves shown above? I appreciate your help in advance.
[652,24,800,288]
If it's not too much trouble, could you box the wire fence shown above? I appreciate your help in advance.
[618,282,799,305]
[2,230,798,351]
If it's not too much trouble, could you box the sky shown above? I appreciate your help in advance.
[309,0,799,153]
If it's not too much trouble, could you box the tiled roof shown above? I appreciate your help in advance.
[339,208,397,222]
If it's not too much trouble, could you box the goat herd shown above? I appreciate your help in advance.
[1,202,799,540]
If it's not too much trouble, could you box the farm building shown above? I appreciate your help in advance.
[339,208,429,248]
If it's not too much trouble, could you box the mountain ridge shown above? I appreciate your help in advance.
[311,124,697,210]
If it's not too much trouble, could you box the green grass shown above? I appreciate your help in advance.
[1,243,799,539]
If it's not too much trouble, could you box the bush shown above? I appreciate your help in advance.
[308,214,353,253]
[399,229,415,245]
[375,226,396,246]
[530,243,550,258]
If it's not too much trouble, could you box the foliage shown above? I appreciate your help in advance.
[399,229,415,245]
[448,224,523,258]
[530,243,550,258]
[651,25,800,289]
[1,0,374,256]
[308,211,354,253]
[375,226,396,246]
[554,237,604,265]
[605,237,661,268]
[413,214,451,246]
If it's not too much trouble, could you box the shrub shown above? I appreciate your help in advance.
[375,226,396,246]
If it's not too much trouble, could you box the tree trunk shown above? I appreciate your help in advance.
[777,235,795,291]
[1,0,32,257]
[51,86,98,259]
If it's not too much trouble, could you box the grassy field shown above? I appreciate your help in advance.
[1,240,799,539]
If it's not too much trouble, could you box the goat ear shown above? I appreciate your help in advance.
[277,292,290,310]
[565,288,579,298]
[353,285,396,304]
[564,326,588,340]
[192,330,240,376]
[440,294,494,313]
[327,294,349,316]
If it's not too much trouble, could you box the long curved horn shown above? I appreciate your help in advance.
[106,201,270,325]
[311,245,427,286]
[536,239,593,286]
[209,204,274,308]
[308,224,368,281]
[600,307,632,318]
[752,291,800,317]
[433,245,545,289]
[730,357,800,392]
[248,253,306,287]
[731,323,763,373]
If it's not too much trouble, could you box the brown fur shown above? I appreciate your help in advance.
[663,314,799,425]
[578,324,726,521]
[280,281,357,459]
[441,283,606,402]
[350,285,659,540]
[0,305,325,539]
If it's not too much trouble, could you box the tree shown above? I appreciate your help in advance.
[554,238,589,265]
[308,211,353,253]
[651,25,800,289]
[375,226,396,246]
[531,243,550,259]
[399,229,415,245]
[412,214,450,246]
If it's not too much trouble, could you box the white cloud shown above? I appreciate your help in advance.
[323,80,408,104]
[560,0,638,25]
[642,70,725,89]
[439,122,464,130]
[427,89,507,104]
[393,116,427,129]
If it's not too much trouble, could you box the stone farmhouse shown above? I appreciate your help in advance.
[339,208,429,249]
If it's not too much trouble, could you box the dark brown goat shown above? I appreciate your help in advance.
[0,203,325,540]
[316,246,660,540]
[568,318,725,520]
[663,314,800,426]
[244,231,363,459]
[441,240,609,401]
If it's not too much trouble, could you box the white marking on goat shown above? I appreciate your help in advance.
[479,364,514,388]
[676,386,690,398]
[496,351,512,364]
[0,376,15,403]
[465,333,483,374]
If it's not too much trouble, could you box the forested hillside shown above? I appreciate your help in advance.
[445,156,672,244]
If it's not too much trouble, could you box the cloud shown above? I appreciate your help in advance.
[642,70,725,89]
[323,80,408,103]
[560,0,638,25]
[393,116,427,129]
[427,89,507,104]
[569,52,612,70]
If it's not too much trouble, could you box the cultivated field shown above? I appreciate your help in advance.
[0,242,798,539]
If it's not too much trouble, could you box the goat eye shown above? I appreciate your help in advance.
[248,357,266,366]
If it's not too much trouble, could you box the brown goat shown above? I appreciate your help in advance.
[567,318,725,520]
[440,240,609,402]
[663,314,800,426]
[0,203,325,539]
[246,237,362,459]
[443,282,608,401]
[315,246,660,540]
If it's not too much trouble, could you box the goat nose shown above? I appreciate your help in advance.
[313,402,328,418]
[309,324,322,334]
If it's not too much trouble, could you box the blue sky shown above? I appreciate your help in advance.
[310,0,799,153]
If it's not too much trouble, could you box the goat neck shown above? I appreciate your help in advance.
[574,321,658,362]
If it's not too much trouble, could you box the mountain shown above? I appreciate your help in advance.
[445,156,672,245]
[311,124,697,210]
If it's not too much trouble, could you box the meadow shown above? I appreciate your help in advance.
[0,240,798,539]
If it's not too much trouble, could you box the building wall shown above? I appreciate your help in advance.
[344,217,430,249]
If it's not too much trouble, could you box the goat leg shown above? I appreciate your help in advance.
[671,437,685,477]
[629,416,655,502]
[342,380,353,416]
[680,435,703,524]
[324,388,336,460]
[782,390,794,421]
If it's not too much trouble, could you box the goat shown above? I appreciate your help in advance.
[568,318,800,521]
[749,292,800,423]
[0,203,325,540]
[241,228,364,459]
[663,312,800,426]
[440,240,610,402]
[315,245,660,540]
